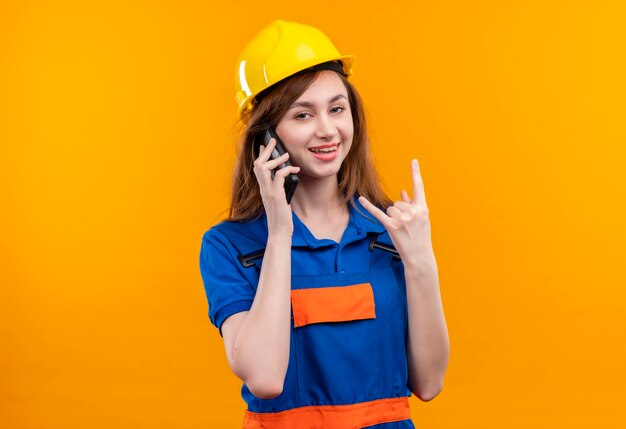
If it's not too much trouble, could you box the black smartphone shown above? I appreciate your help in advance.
[255,127,299,204]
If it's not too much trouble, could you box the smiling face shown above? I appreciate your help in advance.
[275,71,354,181]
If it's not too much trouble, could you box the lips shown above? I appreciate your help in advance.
[308,143,339,161]
[308,143,339,154]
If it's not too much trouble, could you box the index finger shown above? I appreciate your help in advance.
[358,196,390,227]
[256,138,277,162]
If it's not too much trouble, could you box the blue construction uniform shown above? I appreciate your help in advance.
[199,196,415,428]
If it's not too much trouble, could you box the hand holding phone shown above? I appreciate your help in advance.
[255,127,299,204]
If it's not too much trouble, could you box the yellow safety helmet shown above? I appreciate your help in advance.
[235,20,356,121]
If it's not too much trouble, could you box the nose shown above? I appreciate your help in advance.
[315,113,338,140]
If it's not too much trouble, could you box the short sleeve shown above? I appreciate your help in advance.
[199,228,256,335]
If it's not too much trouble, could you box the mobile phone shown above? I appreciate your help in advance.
[255,127,299,204]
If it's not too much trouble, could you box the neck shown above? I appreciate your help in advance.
[289,174,347,220]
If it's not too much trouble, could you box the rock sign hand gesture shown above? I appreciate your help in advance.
[359,159,436,274]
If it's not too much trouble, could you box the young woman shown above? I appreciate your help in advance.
[200,20,450,429]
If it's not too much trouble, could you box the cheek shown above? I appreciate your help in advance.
[342,122,355,144]
[277,126,312,152]
[341,113,354,134]
[274,135,292,155]
[280,132,305,154]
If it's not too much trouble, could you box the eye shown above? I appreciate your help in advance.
[330,106,346,114]
[295,112,312,120]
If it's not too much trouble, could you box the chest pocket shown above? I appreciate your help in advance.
[291,283,375,328]
[290,274,380,406]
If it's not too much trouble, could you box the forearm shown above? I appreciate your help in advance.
[405,252,450,401]
[231,233,292,391]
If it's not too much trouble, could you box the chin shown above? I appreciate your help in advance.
[299,163,343,180]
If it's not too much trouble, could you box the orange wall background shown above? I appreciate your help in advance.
[2,1,625,428]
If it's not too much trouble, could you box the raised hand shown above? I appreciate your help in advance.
[358,159,435,273]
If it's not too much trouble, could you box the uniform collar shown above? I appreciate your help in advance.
[251,196,386,249]
[290,195,386,248]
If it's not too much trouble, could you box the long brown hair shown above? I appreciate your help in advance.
[228,70,392,221]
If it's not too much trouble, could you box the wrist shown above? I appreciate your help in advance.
[403,252,438,278]
[267,231,293,244]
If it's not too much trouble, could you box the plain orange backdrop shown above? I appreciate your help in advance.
[2,1,625,428]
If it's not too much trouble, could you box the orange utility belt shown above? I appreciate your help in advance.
[243,396,411,429]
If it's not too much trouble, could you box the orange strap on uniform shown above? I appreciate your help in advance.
[243,396,411,429]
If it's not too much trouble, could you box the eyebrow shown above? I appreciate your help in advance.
[289,94,348,109]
